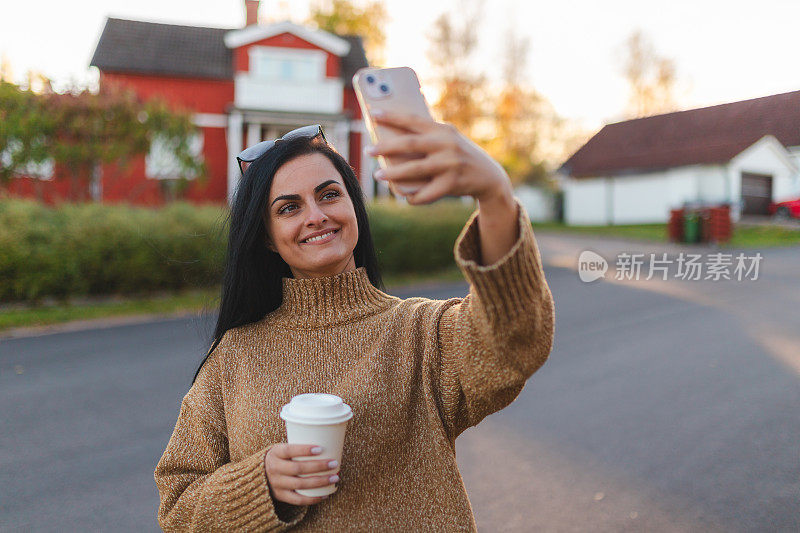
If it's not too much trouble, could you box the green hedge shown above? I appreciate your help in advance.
[0,198,476,303]
[367,198,476,274]
[0,199,227,302]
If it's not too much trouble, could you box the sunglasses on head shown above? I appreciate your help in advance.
[236,124,326,175]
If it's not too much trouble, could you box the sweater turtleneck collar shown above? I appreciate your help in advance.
[269,266,397,328]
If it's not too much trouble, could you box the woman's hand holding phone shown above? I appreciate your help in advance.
[366,110,514,205]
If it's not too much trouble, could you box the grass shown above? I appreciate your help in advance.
[727,224,800,247]
[531,221,800,248]
[0,266,465,334]
[0,287,220,333]
[532,221,668,242]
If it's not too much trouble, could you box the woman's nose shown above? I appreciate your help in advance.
[305,201,327,225]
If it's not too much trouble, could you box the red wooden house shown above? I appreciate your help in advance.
[4,1,375,206]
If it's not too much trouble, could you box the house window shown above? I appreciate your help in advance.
[250,47,325,83]
[145,132,203,180]
[0,138,54,180]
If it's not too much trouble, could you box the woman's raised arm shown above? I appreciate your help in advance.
[430,197,555,441]
[368,111,555,442]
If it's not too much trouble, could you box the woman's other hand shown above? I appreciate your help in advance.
[264,444,340,506]
[366,111,514,205]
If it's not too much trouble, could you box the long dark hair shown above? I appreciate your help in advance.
[193,135,384,383]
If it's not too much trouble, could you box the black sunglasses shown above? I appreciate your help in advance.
[236,124,326,175]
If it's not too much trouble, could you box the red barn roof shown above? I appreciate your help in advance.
[561,90,800,178]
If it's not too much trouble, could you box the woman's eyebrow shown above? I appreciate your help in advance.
[270,179,342,207]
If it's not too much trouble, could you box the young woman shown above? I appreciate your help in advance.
[154,111,555,532]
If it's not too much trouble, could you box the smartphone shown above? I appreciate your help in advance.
[353,67,434,196]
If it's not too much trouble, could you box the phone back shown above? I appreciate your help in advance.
[353,66,433,170]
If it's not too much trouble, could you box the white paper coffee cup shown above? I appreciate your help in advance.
[280,393,353,497]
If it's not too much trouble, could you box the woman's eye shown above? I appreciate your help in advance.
[278,203,297,215]
[278,191,339,215]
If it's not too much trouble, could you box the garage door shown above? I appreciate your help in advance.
[741,173,773,215]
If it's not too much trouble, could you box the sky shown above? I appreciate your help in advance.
[2,0,800,133]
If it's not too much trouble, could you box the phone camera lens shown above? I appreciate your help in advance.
[379,84,389,93]
[366,75,375,84]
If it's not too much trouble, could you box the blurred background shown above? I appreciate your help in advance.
[1,1,798,531]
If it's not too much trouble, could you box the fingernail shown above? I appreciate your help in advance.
[374,169,386,180]
[311,447,323,454]
[366,145,377,155]
[329,475,340,483]
[372,108,385,117]
[327,460,339,468]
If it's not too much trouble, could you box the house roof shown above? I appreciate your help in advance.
[90,18,234,80]
[561,90,800,178]
[90,17,368,85]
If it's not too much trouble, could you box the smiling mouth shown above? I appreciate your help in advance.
[301,229,340,244]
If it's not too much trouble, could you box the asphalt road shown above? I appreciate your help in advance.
[1,234,798,532]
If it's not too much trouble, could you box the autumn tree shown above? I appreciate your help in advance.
[483,26,551,186]
[426,0,486,137]
[465,19,576,188]
[622,29,678,117]
[0,53,14,83]
[307,0,388,66]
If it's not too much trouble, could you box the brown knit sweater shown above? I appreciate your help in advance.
[154,197,555,532]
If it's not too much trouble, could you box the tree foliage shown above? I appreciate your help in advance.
[0,80,204,201]
[487,84,551,186]
[426,10,571,188]
[0,81,51,183]
[307,0,388,66]
[484,28,551,186]
[621,29,678,118]
[425,1,486,137]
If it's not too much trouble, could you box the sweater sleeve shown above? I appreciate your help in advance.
[435,196,555,441]
[154,347,307,532]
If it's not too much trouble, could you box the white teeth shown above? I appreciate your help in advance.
[303,230,336,243]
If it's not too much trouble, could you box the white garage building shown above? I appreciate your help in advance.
[558,90,800,225]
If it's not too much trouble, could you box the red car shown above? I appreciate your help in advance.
[768,198,800,219]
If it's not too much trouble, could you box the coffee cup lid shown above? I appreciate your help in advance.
[280,393,353,425]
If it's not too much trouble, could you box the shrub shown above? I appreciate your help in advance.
[0,197,476,303]
[368,198,475,274]
[0,199,226,303]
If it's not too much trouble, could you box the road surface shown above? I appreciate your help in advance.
[1,233,798,532]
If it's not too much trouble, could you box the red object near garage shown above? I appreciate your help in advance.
[669,204,732,244]
[707,205,733,243]
[768,197,800,219]
[668,209,685,242]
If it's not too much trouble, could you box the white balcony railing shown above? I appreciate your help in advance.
[234,74,344,115]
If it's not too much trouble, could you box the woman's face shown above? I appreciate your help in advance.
[265,152,359,279]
